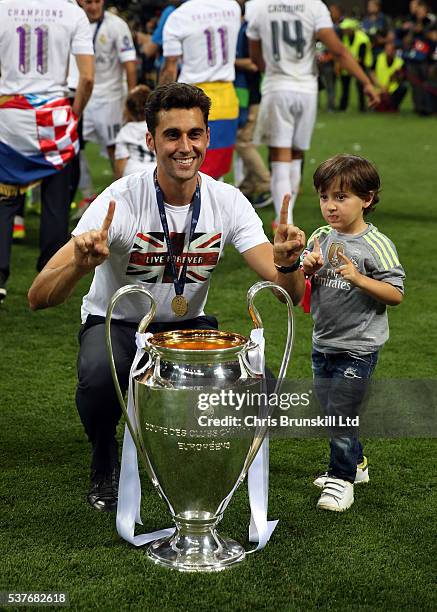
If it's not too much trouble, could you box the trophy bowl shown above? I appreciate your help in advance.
[106,282,294,572]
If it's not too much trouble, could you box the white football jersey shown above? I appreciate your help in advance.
[246,0,333,94]
[0,0,93,96]
[163,0,241,84]
[90,11,136,102]
[114,121,156,176]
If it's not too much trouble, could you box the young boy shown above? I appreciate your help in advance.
[301,154,405,512]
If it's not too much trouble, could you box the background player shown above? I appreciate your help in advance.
[246,0,380,229]
[160,0,241,180]
[0,0,94,302]
[81,0,137,171]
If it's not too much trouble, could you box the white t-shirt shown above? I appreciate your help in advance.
[114,121,156,176]
[0,0,93,96]
[72,171,269,323]
[90,11,136,102]
[163,0,241,84]
[246,0,333,95]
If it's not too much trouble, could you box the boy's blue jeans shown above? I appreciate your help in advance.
[312,348,379,483]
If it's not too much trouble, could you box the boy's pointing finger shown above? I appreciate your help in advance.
[338,252,351,264]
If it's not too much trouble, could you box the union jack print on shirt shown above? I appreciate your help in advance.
[126,231,222,284]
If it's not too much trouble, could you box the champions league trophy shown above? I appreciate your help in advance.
[106,281,294,571]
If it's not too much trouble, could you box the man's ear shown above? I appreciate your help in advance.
[146,131,155,152]
[206,126,210,149]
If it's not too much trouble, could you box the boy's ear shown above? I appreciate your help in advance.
[363,191,374,208]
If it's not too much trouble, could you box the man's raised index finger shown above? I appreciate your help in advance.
[101,200,115,233]
[279,194,290,225]
[338,251,351,263]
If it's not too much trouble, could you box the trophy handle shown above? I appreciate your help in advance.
[246,280,294,396]
[105,285,157,457]
[241,281,295,473]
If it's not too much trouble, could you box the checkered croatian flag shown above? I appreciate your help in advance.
[0,94,79,185]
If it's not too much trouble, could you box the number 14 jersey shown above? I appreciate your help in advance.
[163,0,241,84]
[246,0,333,95]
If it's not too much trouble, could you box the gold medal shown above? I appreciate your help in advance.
[171,295,188,317]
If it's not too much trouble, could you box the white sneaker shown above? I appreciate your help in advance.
[313,456,369,489]
[317,477,354,512]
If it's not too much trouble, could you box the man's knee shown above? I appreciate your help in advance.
[77,323,134,395]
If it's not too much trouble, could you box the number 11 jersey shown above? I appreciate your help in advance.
[163,0,241,85]
[246,0,333,95]
[0,0,93,96]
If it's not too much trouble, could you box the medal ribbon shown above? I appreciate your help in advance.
[92,15,105,52]
[154,170,201,303]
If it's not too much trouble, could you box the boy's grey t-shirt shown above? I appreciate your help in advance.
[305,223,405,354]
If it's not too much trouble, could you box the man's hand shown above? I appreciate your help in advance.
[303,236,324,275]
[363,82,381,108]
[73,201,115,272]
[335,252,362,286]
[273,194,306,267]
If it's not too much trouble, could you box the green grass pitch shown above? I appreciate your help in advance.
[1,101,436,610]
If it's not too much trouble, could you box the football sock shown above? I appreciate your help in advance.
[271,161,292,224]
[79,154,94,197]
[289,159,303,218]
[233,154,244,187]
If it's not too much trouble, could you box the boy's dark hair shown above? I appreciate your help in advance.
[125,85,151,122]
[145,83,211,135]
[313,154,381,215]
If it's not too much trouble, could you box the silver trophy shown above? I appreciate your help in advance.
[106,281,294,571]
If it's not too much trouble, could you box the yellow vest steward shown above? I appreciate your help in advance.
[342,30,373,73]
[375,54,404,94]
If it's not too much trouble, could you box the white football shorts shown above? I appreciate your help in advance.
[83,96,124,148]
[254,90,318,150]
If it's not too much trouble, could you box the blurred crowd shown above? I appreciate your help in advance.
[316,0,437,115]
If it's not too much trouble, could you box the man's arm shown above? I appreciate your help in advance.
[235,57,259,72]
[72,54,94,117]
[159,55,180,85]
[28,201,115,310]
[317,28,380,106]
[241,195,306,305]
[248,39,265,72]
[369,69,383,90]
[123,60,137,91]
[136,31,159,59]
[242,242,306,306]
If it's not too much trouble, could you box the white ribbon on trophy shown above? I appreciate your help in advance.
[246,328,278,552]
[116,329,278,550]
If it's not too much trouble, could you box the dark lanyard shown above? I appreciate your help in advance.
[154,170,201,298]
[92,16,104,51]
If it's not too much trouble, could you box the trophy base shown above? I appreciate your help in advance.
[146,513,245,572]
[147,533,245,572]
